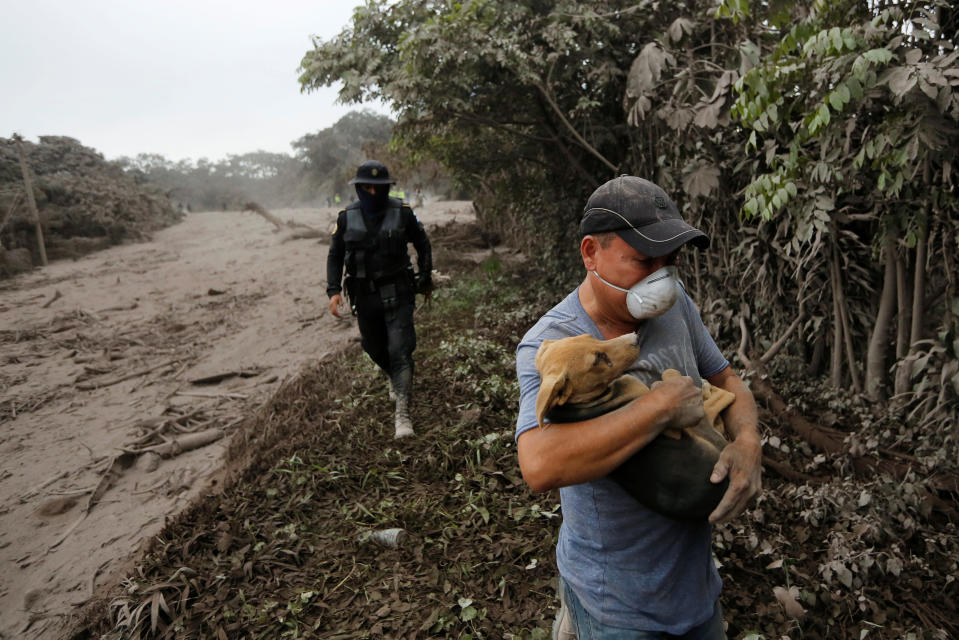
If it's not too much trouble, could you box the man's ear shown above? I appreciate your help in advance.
[536,371,572,428]
[581,235,600,270]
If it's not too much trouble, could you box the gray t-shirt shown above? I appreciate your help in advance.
[515,286,729,633]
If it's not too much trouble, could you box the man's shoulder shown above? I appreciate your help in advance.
[339,200,362,215]
[519,290,590,345]
[386,196,410,210]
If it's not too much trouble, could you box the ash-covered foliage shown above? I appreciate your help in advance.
[0,136,181,275]
[68,225,957,640]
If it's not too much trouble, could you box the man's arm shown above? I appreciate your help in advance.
[326,212,347,296]
[405,207,432,278]
[705,365,763,524]
[517,376,705,492]
[326,211,347,317]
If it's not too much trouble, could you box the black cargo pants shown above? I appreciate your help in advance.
[351,275,417,387]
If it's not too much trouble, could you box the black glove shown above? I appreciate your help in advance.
[416,272,433,295]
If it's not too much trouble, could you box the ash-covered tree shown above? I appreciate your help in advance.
[292,110,394,199]
[299,0,691,278]
[299,0,958,432]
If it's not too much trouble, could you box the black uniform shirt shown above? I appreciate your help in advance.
[326,202,432,297]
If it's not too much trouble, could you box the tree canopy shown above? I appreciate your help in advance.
[300,0,958,425]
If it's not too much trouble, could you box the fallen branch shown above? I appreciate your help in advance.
[243,201,319,234]
[762,454,823,483]
[48,453,136,552]
[130,428,224,458]
[281,228,325,242]
[77,358,180,390]
[97,301,139,313]
[174,390,248,400]
[739,316,959,520]
[749,374,848,453]
[42,289,63,308]
[189,368,264,385]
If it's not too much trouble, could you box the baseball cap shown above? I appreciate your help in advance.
[580,176,709,257]
[348,160,396,185]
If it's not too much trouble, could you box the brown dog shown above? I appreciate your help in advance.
[534,332,736,519]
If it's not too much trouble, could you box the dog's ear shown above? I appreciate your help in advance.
[536,371,572,428]
[534,339,555,373]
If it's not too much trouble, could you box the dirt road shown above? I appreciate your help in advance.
[0,201,474,639]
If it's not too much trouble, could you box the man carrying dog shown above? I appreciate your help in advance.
[514,176,762,639]
[327,160,432,439]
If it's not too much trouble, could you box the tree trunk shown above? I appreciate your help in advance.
[830,249,844,387]
[13,134,47,266]
[894,248,912,395]
[832,241,862,392]
[909,223,928,350]
[865,232,897,401]
[895,218,929,397]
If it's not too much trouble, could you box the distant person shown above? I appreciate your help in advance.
[326,160,433,439]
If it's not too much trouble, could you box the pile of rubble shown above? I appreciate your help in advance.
[0,135,182,277]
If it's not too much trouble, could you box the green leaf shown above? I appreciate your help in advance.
[842,30,857,51]
[809,113,822,135]
[854,147,866,168]
[863,48,893,65]
[829,90,844,111]
[830,27,843,53]
[818,103,831,127]
[847,76,863,99]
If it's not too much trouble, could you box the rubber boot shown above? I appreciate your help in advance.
[391,367,414,439]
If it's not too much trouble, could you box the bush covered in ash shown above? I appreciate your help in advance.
[0,135,182,276]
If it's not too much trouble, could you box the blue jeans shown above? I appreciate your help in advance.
[558,578,726,640]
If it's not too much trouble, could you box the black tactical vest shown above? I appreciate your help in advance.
[343,199,410,281]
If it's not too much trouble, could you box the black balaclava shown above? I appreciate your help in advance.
[356,184,390,214]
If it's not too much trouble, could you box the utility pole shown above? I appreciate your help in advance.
[12,133,48,266]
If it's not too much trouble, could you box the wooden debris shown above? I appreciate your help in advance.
[281,228,324,242]
[41,290,62,308]
[188,368,264,385]
[76,358,180,390]
[243,201,320,235]
[48,453,136,552]
[98,301,138,313]
[132,429,224,458]
[174,390,249,400]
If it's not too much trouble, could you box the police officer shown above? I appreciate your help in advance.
[327,161,433,439]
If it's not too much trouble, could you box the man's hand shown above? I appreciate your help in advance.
[707,435,762,524]
[650,375,705,431]
[329,294,345,318]
[416,272,433,295]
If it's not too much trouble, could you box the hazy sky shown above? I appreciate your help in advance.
[1,0,387,163]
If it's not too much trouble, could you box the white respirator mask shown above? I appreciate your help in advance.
[591,265,680,320]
